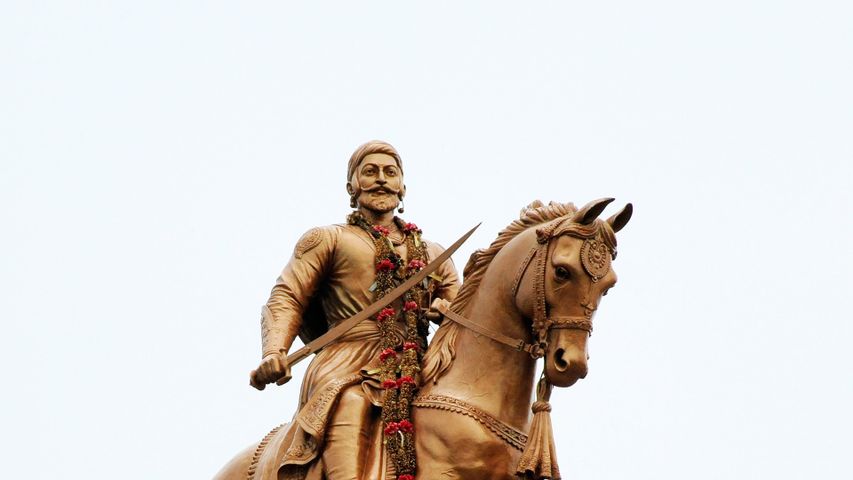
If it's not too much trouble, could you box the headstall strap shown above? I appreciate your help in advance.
[531,234,603,342]
[532,241,550,348]
[510,246,538,298]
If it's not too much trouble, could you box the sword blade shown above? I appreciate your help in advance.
[284,222,480,370]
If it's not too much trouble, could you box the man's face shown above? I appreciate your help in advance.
[350,153,404,213]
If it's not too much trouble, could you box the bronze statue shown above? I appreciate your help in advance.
[214,142,632,480]
[223,141,460,480]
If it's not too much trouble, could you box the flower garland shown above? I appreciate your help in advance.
[347,212,428,480]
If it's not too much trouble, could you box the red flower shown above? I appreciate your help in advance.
[398,419,414,433]
[403,223,420,233]
[372,225,390,236]
[396,376,415,387]
[377,307,396,322]
[407,259,426,271]
[381,379,399,390]
[403,341,419,351]
[403,301,419,312]
[398,475,415,480]
[376,258,396,272]
[379,348,397,362]
[384,421,399,435]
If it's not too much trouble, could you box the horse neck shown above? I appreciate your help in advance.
[424,233,539,429]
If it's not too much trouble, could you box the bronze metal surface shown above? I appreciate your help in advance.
[215,143,632,480]
[283,222,479,369]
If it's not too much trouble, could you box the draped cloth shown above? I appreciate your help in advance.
[276,321,394,480]
[253,224,459,480]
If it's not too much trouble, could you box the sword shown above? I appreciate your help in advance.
[281,222,480,377]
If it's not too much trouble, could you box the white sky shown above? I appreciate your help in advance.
[2,2,851,479]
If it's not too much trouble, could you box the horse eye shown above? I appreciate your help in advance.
[555,266,570,280]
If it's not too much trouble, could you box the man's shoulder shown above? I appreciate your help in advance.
[292,224,343,259]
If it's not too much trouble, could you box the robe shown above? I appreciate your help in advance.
[261,222,459,479]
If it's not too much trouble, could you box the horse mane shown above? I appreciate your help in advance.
[421,200,578,384]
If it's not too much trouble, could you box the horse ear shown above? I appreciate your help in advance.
[572,198,615,225]
[607,203,633,233]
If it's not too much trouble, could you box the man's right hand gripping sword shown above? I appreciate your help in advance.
[249,306,293,390]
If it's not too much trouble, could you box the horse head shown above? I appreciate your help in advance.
[513,198,633,387]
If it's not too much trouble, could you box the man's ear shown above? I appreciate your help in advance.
[399,184,406,199]
[346,182,355,196]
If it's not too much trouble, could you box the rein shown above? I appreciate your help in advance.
[435,303,543,357]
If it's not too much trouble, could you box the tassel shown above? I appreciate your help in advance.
[516,377,560,479]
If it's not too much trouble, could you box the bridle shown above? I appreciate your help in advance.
[421,210,623,477]
[437,231,611,359]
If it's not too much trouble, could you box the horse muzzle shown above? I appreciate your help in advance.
[544,330,589,387]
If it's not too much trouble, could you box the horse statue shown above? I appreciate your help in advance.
[214,198,632,480]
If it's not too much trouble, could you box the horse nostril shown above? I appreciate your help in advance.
[555,348,569,372]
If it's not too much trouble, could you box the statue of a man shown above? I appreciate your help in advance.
[249,140,460,479]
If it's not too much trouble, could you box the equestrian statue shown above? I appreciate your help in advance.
[213,140,632,480]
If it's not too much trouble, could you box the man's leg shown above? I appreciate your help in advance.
[322,385,374,480]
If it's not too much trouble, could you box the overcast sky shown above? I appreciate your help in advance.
[2,2,851,479]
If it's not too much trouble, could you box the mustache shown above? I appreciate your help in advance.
[362,185,400,195]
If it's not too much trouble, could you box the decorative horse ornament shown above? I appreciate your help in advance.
[212,198,631,480]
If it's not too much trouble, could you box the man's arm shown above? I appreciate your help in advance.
[250,226,336,390]
[424,241,461,323]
